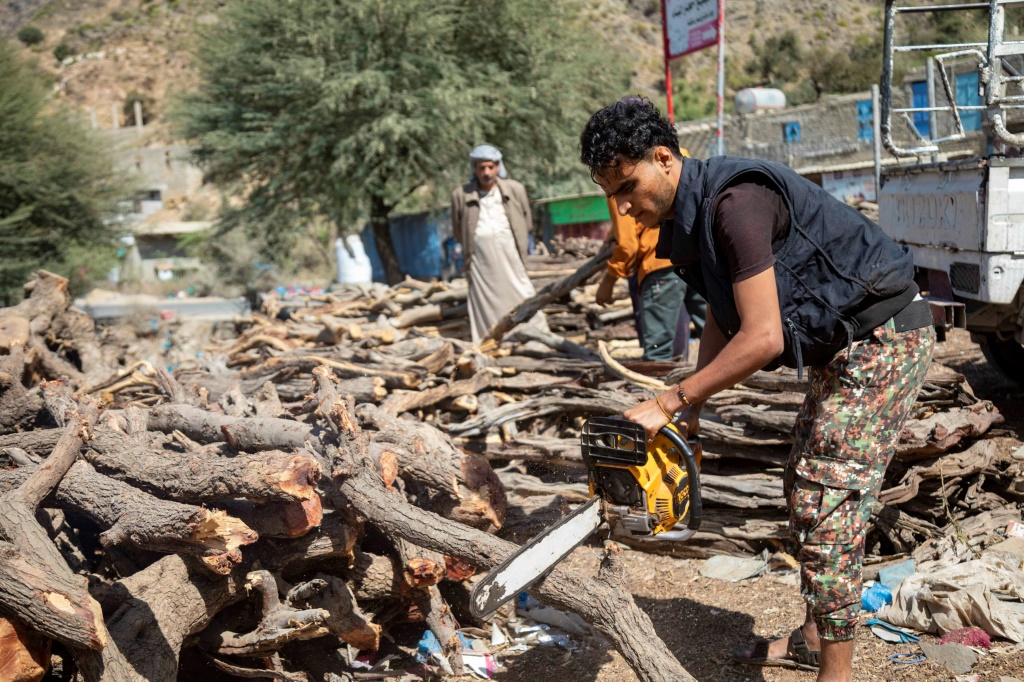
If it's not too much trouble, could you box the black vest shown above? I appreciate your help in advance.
[656,157,915,372]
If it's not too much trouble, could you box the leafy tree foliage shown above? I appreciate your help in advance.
[0,41,121,304]
[179,0,630,283]
[745,31,803,86]
[16,26,44,46]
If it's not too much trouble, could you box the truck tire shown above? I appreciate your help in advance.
[979,333,1024,386]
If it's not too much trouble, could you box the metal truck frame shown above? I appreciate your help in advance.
[879,0,1024,384]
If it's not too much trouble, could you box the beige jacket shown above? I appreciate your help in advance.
[451,177,532,266]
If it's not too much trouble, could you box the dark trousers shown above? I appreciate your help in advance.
[639,268,686,361]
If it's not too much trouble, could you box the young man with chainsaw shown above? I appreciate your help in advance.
[579,98,934,682]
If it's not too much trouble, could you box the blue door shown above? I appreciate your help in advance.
[857,100,873,142]
[912,81,930,138]
[956,71,982,131]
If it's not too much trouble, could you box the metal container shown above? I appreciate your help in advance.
[734,88,786,115]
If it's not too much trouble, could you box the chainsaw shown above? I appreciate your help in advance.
[469,415,702,618]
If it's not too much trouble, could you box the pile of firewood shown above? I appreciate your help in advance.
[0,259,1018,682]
[0,269,704,681]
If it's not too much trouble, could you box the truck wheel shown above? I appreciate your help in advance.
[979,333,1024,386]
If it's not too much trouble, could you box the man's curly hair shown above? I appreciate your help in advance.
[579,97,681,179]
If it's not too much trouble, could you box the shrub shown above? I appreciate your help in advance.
[53,43,71,62]
[17,26,45,46]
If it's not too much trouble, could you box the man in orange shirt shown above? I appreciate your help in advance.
[596,196,705,360]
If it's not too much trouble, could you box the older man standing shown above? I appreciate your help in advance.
[451,144,547,344]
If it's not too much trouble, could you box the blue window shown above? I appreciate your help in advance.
[857,100,873,142]
[956,71,982,132]
[911,81,930,138]
[783,121,801,144]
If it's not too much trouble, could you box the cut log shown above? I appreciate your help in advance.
[447,394,636,438]
[80,554,250,682]
[510,327,597,361]
[380,371,492,415]
[0,461,257,573]
[82,430,321,504]
[224,497,323,540]
[145,403,326,453]
[395,536,446,589]
[0,387,108,652]
[258,513,360,573]
[0,617,49,682]
[357,404,506,531]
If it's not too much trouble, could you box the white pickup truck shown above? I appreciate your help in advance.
[878,0,1024,384]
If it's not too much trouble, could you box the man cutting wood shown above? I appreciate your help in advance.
[579,97,935,682]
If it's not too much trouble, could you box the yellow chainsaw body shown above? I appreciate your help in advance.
[582,418,702,537]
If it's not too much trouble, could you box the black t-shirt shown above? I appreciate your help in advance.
[711,177,916,338]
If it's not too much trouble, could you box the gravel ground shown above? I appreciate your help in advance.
[482,330,1024,682]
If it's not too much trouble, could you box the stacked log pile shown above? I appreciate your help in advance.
[0,270,703,681]
[0,262,1019,680]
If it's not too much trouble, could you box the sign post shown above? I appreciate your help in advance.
[662,0,724,145]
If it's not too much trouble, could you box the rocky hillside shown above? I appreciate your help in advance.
[1,0,884,141]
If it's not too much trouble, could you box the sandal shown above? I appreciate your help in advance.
[733,627,821,672]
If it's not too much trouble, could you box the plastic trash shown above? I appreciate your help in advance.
[490,622,507,647]
[517,592,541,610]
[462,651,498,679]
[877,559,915,590]
[416,630,441,663]
[536,631,578,651]
[861,582,893,612]
[517,604,591,636]
[866,618,920,644]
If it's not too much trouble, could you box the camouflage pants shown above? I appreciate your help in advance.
[785,318,935,642]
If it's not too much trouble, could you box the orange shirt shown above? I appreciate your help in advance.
[605,197,673,286]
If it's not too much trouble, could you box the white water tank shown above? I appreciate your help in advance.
[335,234,373,285]
[734,88,787,115]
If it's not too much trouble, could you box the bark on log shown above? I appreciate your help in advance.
[510,327,597,361]
[336,466,697,682]
[258,513,360,574]
[357,404,506,531]
[224,497,323,539]
[484,243,612,345]
[0,461,257,573]
[80,554,250,682]
[200,571,329,657]
[145,403,326,453]
[0,428,322,505]
[81,429,321,504]
[380,371,492,415]
[412,585,463,675]
[302,574,381,651]
[0,391,108,652]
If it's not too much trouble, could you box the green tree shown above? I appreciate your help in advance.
[178,0,629,284]
[16,26,44,46]
[745,30,803,86]
[0,41,122,304]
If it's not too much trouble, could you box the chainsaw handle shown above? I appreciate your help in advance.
[657,426,702,532]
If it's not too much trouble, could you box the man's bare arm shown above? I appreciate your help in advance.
[625,267,784,437]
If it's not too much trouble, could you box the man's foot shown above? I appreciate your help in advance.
[734,623,821,671]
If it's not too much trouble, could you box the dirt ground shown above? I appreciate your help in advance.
[484,329,1024,682]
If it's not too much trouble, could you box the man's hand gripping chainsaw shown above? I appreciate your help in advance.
[469,415,702,618]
